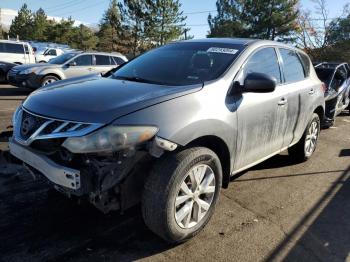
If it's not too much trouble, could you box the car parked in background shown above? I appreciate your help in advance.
[0,61,17,83]
[8,51,128,89]
[35,48,65,63]
[0,40,35,64]
[9,38,324,243]
[314,62,350,127]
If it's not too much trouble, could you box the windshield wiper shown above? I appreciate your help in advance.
[114,75,166,85]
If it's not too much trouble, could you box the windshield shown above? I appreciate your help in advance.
[48,52,77,65]
[112,42,244,86]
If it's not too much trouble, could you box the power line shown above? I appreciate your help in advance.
[184,10,217,15]
[46,0,89,13]
[45,0,82,11]
[54,0,109,18]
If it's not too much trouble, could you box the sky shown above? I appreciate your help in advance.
[0,0,349,38]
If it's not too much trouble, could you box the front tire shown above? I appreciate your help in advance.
[142,147,222,243]
[41,75,59,87]
[288,113,320,162]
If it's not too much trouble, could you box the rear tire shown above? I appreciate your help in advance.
[41,75,59,87]
[288,113,320,162]
[142,147,222,243]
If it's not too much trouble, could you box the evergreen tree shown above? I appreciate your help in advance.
[146,0,187,46]
[45,18,75,44]
[97,0,125,53]
[9,3,34,40]
[70,24,98,51]
[32,8,49,41]
[208,0,299,40]
[119,0,150,56]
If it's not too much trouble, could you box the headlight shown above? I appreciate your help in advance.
[20,68,38,74]
[12,106,22,128]
[62,125,158,153]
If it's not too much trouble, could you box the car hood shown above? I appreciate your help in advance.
[23,77,203,123]
[13,63,59,71]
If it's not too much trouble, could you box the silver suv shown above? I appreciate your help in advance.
[10,38,324,243]
[8,51,128,89]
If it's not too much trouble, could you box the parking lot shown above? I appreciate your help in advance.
[0,83,350,262]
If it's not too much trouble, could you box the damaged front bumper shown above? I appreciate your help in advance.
[9,138,81,190]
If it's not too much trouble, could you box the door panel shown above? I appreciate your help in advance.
[234,47,288,170]
[63,55,94,78]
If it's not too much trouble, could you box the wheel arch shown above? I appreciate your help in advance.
[185,135,231,188]
[42,73,62,81]
[314,105,324,123]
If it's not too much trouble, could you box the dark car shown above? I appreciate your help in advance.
[9,38,325,243]
[314,62,350,127]
[0,61,17,83]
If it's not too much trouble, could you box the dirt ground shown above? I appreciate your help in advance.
[0,84,350,262]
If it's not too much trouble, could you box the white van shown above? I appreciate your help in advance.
[0,40,35,64]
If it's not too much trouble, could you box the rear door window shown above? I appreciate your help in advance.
[73,55,93,66]
[280,49,305,82]
[24,44,29,54]
[243,47,281,83]
[298,52,311,77]
[95,55,111,65]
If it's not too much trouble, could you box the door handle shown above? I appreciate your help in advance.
[278,97,287,106]
[309,88,315,95]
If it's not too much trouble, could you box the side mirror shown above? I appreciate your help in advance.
[243,72,276,93]
[68,61,77,67]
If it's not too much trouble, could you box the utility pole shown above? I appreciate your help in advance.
[184,28,189,40]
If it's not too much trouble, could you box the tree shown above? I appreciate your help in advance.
[146,0,187,46]
[207,0,299,40]
[45,18,75,44]
[32,8,49,41]
[97,0,126,53]
[294,0,350,62]
[70,24,98,51]
[9,3,34,40]
[120,0,150,56]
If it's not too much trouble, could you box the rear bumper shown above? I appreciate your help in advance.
[8,72,42,89]
[9,138,81,190]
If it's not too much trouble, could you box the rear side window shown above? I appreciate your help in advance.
[73,55,93,66]
[280,49,305,82]
[95,55,111,65]
[243,47,281,83]
[0,43,24,54]
[298,52,311,77]
[113,56,126,66]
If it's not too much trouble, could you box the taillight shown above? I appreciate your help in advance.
[321,82,327,93]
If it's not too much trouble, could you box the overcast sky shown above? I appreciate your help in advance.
[1,0,349,38]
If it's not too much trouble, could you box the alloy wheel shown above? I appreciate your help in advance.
[305,120,319,155]
[174,164,216,229]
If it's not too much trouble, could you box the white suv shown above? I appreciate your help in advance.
[35,48,65,63]
[0,40,35,64]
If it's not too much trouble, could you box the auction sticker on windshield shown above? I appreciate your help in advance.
[207,47,238,54]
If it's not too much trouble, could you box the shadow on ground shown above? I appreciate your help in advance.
[265,155,350,262]
[0,85,31,98]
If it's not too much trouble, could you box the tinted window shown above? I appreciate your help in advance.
[95,55,111,65]
[243,48,281,83]
[49,52,78,64]
[299,52,311,77]
[0,43,24,54]
[47,49,57,56]
[113,57,126,65]
[113,42,244,86]
[74,55,93,66]
[280,49,305,82]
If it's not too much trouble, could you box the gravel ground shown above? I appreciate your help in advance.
[0,84,350,262]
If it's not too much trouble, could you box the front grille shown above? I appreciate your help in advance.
[13,108,103,146]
